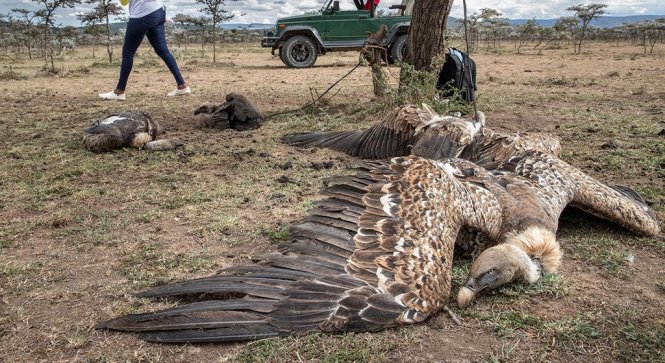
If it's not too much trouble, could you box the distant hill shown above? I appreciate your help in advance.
[448,15,663,28]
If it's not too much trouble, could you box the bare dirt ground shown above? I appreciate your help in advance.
[0,42,663,362]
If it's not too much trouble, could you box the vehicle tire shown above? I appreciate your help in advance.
[389,34,407,64]
[281,35,318,68]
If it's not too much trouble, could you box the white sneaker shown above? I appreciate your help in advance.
[98,91,126,101]
[167,86,191,97]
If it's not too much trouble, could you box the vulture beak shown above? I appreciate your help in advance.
[456,244,532,309]
[457,278,482,309]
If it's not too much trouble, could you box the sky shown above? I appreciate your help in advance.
[1,0,664,26]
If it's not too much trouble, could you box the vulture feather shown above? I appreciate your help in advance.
[194,92,264,131]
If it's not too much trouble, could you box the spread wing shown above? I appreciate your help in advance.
[500,151,660,236]
[282,105,422,159]
[282,104,485,161]
[97,157,505,343]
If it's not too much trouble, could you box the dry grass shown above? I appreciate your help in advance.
[0,41,664,362]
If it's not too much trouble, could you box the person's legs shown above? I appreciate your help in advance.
[114,18,148,94]
[146,8,186,88]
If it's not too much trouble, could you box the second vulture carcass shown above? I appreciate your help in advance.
[83,112,182,153]
[282,104,561,163]
[194,92,264,131]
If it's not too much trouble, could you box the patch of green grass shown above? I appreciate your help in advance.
[235,332,398,363]
[492,272,570,300]
[135,209,162,224]
[601,151,628,171]
[465,310,544,338]
[264,222,290,242]
[467,309,601,352]
[119,244,216,287]
[0,230,11,249]
[451,261,471,287]
[617,322,665,362]
[564,232,632,276]
[546,314,600,352]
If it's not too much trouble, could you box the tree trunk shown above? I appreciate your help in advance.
[212,22,217,63]
[403,0,453,70]
[106,15,113,63]
[361,25,388,98]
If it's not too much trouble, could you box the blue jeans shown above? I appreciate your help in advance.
[116,7,185,91]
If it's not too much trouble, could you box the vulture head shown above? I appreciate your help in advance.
[457,226,562,308]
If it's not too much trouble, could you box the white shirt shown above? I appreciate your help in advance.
[128,0,163,19]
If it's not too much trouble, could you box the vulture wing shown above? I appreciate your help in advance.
[500,151,660,236]
[98,156,505,343]
[227,93,262,124]
[282,105,484,160]
[282,105,422,159]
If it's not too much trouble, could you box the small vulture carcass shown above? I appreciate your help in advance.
[282,104,561,163]
[194,92,264,131]
[83,112,182,153]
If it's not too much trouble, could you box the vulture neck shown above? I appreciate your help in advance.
[504,226,562,282]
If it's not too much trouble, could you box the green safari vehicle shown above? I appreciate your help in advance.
[261,0,411,68]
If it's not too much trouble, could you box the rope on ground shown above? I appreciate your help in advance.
[264,60,364,120]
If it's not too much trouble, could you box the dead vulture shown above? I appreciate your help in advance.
[282,104,561,163]
[83,112,160,153]
[194,92,264,131]
[97,151,659,342]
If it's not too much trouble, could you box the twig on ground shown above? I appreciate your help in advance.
[444,306,463,325]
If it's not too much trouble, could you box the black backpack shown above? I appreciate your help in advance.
[435,48,477,102]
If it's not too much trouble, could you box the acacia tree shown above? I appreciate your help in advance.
[639,19,665,54]
[475,8,507,49]
[84,0,123,63]
[32,0,82,71]
[566,3,607,53]
[516,19,538,54]
[196,0,235,63]
[10,9,40,59]
[77,11,103,57]
[404,0,454,70]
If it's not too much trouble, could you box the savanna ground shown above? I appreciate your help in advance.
[0,40,664,362]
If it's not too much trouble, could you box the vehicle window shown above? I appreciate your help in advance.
[332,0,405,16]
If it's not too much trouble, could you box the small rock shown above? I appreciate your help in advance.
[586,127,599,133]
[311,161,335,170]
[278,161,293,170]
[30,133,42,139]
[658,129,665,136]
[276,175,291,184]
[601,140,619,150]
[259,152,271,158]
[554,125,560,129]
